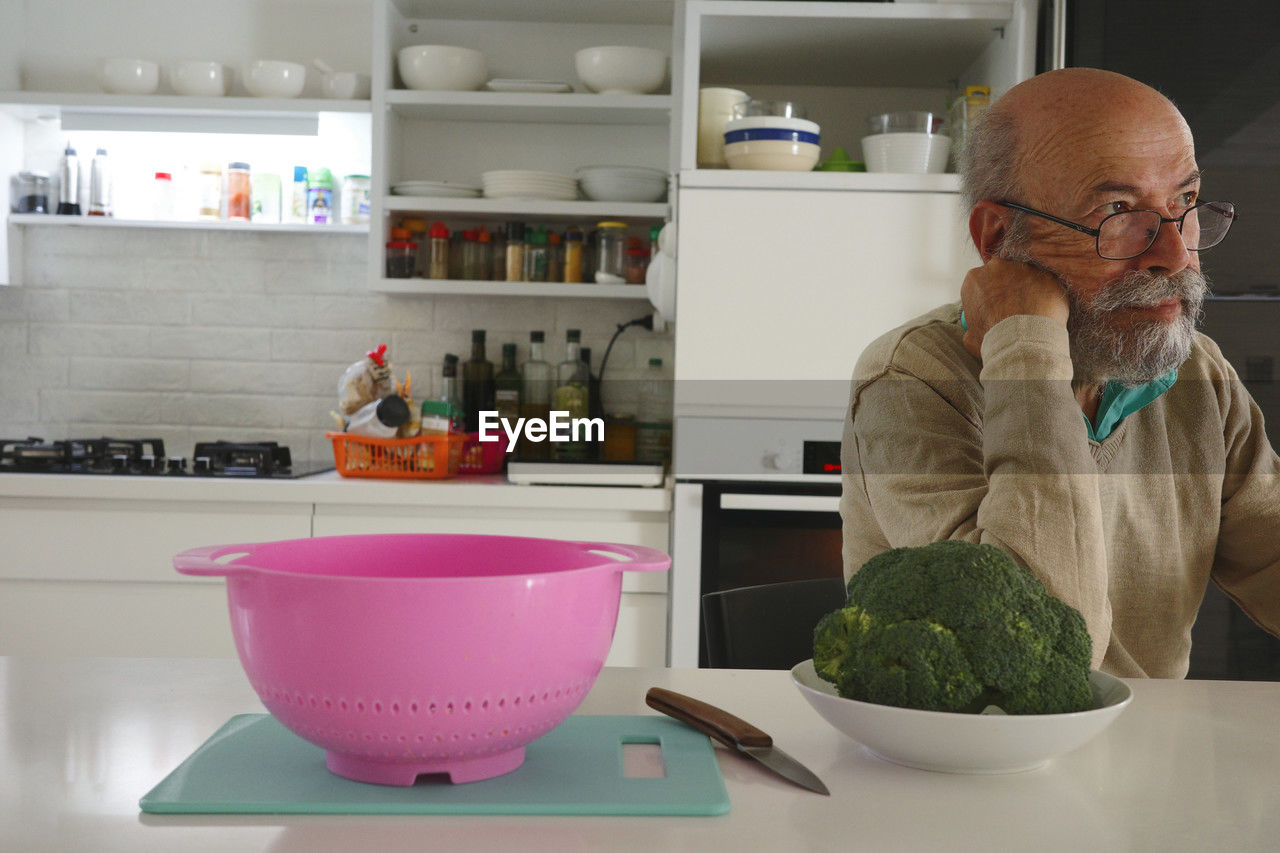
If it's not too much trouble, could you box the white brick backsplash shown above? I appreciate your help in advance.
[69,357,189,391]
[0,288,69,322]
[189,294,312,327]
[70,291,191,325]
[188,360,314,396]
[150,326,272,360]
[2,228,672,453]
[41,390,167,424]
[0,321,28,357]
[30,323,154,357]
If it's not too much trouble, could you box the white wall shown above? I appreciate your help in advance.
[0,226,672,461]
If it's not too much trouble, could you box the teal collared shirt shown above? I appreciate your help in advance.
[959,309,1177,441]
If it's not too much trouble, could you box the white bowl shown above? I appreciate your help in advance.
[321,71,371,100]
[574,46,666,95]
[724,115,821,135]
[724,139,820,171]
[98,59,159,95]
[169,61,228,97]
[576,166,667,202]
[398,45,487,91]
[792,659,1133,774]
[862,132,951,174]
[243,60,306,98]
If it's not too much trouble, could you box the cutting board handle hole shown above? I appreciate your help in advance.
[620,738,666,778]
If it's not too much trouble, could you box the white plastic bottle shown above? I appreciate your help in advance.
[635,357,672,466]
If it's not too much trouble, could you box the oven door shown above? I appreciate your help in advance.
[670,479,842,667]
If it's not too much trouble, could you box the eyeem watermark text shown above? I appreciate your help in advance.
[477,411,604,453]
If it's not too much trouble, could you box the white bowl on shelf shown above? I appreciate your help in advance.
[861,132,951,174]
[576,166,667,202]
[725,139,821,171]
[574,46,666,95]
[98,59,160,95]
[243,60,306,98]
[321,70,371,99]
[398,45,487,91]
[169,61,228,97]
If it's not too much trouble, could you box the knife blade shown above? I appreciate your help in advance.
[645,687,829,795]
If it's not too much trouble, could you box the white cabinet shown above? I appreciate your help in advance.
[367,0,674,295]
[670,0,1037,415]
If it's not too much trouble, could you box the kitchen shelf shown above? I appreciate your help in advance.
[678,170,961,193]
[370,278,652,297]
[692,1,1021,87]
[389,0,673,23]
[383,90,671,125]
[6,214,369,234]
[0,91,371,119]
[382,196,668,223]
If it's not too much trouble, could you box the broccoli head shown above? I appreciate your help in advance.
[812,540,1093,715]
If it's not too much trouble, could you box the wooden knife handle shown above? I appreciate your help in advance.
[645,687,773,749]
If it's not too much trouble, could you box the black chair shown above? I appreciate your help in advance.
[702,577,847,669]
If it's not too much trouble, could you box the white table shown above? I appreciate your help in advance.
[2,657,1278,852]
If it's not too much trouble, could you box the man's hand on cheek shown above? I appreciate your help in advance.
[960,256,1071,359]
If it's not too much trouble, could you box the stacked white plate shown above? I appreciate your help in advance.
[481,170,579,200]
[391,180,481,198]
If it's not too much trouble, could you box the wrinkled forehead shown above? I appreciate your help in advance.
[1015,91,1197,205]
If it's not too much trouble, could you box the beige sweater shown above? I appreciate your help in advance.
[840,303,1280,677]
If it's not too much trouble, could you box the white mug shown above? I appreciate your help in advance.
[697,87,749,168]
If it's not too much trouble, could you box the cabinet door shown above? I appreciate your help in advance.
[674,184,974,413]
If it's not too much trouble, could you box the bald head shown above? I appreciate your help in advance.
[960,68,1194,212]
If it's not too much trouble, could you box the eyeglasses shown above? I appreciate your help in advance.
[996,200,1237,261]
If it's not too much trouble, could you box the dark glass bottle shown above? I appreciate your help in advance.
[554,330,591,461]
[519,331,553,460]
[495,342,521,424]
[440,353,464,432]
[461,329,495,433]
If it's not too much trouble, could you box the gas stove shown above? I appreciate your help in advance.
[0,437,333,479]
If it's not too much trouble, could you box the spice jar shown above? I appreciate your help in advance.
[385,238,417,278]
[196,161,221,220]
[523,226,549,282]
[461,229,486,280]
[9,170,51,213]
[594,221,627,284]
[225,162,251,221]
[401,217,428,276]
[341,174,371,224]
[475,228,492,280]
[563,226,583,282]
[624,237,649,284]
[427,220,450,279]
[547,230,563,283]
[505,221,525,281]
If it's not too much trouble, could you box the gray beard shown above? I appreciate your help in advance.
[997,228,1208,388]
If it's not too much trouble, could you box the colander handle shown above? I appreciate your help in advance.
[576,541,671,572]
[173,543,257,577]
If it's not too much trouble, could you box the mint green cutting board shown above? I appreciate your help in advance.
[140,714,729,816]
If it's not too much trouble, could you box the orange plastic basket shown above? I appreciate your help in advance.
[326,432,465,479]
[458,431,509,474]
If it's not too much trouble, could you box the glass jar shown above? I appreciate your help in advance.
[10,170,51,213]
[341,174,371,224]
[594,221,627,284]
[385,239,417,278]
[624,237,649,284]
[225,162,251,221]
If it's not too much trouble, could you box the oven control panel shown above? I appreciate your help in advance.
[802,441,841,475]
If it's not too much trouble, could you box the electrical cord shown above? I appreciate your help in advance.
[597,314,654,384]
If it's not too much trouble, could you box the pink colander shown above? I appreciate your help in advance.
[175,533,670,786]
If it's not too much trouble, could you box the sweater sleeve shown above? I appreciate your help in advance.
[1212,365,1280,637]
[844,315,1112,667]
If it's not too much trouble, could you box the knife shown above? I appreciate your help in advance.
[645,687,830,796]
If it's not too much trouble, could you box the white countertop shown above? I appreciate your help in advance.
[0,470,672,511]
[4,657,1278,852]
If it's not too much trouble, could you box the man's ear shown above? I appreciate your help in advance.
[969,200,1011,262]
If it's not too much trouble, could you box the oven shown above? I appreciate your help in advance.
[670,416,844,667]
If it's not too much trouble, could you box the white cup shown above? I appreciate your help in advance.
[697,87,749,168]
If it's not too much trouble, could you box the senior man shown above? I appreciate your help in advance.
[840,67,1280,677]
